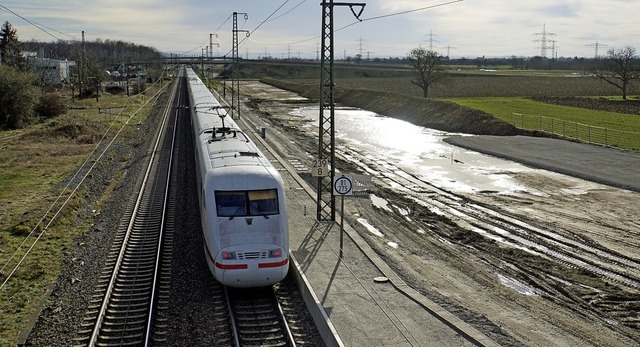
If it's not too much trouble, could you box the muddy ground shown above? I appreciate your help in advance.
[237,81,640,347]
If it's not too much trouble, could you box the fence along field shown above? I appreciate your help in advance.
[512,113,634,150]
[442,96,640,151]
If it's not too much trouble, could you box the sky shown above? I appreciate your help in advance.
[1,0,639,59]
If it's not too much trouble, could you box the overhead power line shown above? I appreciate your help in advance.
[287,0,464,46]
[0,4,78,41]
[266,0,308,23]
[222,0,292,57]
[362,0,463,22]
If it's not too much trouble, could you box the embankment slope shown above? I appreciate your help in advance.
[260,77,523,136]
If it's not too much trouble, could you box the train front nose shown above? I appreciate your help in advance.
[214,247,289,288]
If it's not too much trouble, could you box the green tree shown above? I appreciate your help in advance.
[593,46,639,100]
[0,21,26,71]
[408,47,447,98]
[0,65,40,129]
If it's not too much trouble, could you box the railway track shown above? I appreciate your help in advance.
[75,78,182,346]
[226,281,298,347]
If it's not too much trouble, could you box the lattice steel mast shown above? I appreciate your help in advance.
[316,1,365,221]
[232,12,249,119]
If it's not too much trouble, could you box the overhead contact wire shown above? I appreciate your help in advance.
[285,0,464,46]
[223,0,292,57]
[0,4,78,41]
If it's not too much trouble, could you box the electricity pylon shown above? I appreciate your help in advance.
[533,24,555,58]
[232,12,249,119]
[316,0,365,221]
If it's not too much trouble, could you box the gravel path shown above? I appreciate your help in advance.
[444,135,640,192]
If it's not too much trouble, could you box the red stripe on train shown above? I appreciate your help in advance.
[258,257,289,268]
[215,262,248,270]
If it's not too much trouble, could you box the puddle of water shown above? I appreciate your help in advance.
[370,194,392,212]
[393,205,409,216]
[498,274,539,296]
[357,218,384,237]
[560,187,589,195]
[547,274,572,286]
[428,206,446,216]
[290,106,544,195]
[437,236,453,245]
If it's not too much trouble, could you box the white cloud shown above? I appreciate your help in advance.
[3,0,639,57]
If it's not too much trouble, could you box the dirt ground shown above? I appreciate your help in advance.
[238,81,640,346]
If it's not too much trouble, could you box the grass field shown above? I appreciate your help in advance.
[0,87,161,344]
[443,97,640,150]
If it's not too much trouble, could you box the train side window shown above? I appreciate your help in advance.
[248,189,279,215]
[215,191,247,217]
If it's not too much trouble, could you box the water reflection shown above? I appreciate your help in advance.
[290,106,533,194]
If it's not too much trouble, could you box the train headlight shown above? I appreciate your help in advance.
[222,251,236,260]
[268,249,282,258]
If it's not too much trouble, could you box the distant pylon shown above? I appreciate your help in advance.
[533,24,556,58]
[550,40,559,59]
[446,45,457,58]
[586,41,608,58]
[425,29,439,51]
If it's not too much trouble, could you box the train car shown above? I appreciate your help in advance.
[184,67,289,287]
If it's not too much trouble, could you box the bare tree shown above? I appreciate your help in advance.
[408,47,447,98]
[593,46,639,100]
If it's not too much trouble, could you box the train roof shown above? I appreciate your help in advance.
[186,67,278,179]
[199,127,273,171]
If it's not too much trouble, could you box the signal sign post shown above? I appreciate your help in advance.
[333,175,353,258]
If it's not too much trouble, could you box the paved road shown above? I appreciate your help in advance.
[444,135,640,192]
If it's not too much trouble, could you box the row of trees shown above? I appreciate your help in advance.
[1,20,164,129]
[408,46,640,99]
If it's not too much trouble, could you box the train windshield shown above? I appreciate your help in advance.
[215,189,279,217]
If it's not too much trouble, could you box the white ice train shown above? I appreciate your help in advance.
[185,67,289,287]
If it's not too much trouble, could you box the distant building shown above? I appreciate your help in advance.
[25,49,76,85]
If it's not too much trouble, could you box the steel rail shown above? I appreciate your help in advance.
[144,78,182,346]
[274,286,298,347]
[86,76,180,346]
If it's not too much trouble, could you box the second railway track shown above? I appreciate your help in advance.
[75,77,182,346]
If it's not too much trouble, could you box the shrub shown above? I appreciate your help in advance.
[0,65,40,129]
[11,223,31,236]
[36,92,66,120]
[105,85,125,94]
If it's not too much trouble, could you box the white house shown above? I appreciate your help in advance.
[26,51,76,84]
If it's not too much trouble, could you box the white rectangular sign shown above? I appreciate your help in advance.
[311,158,329,177]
